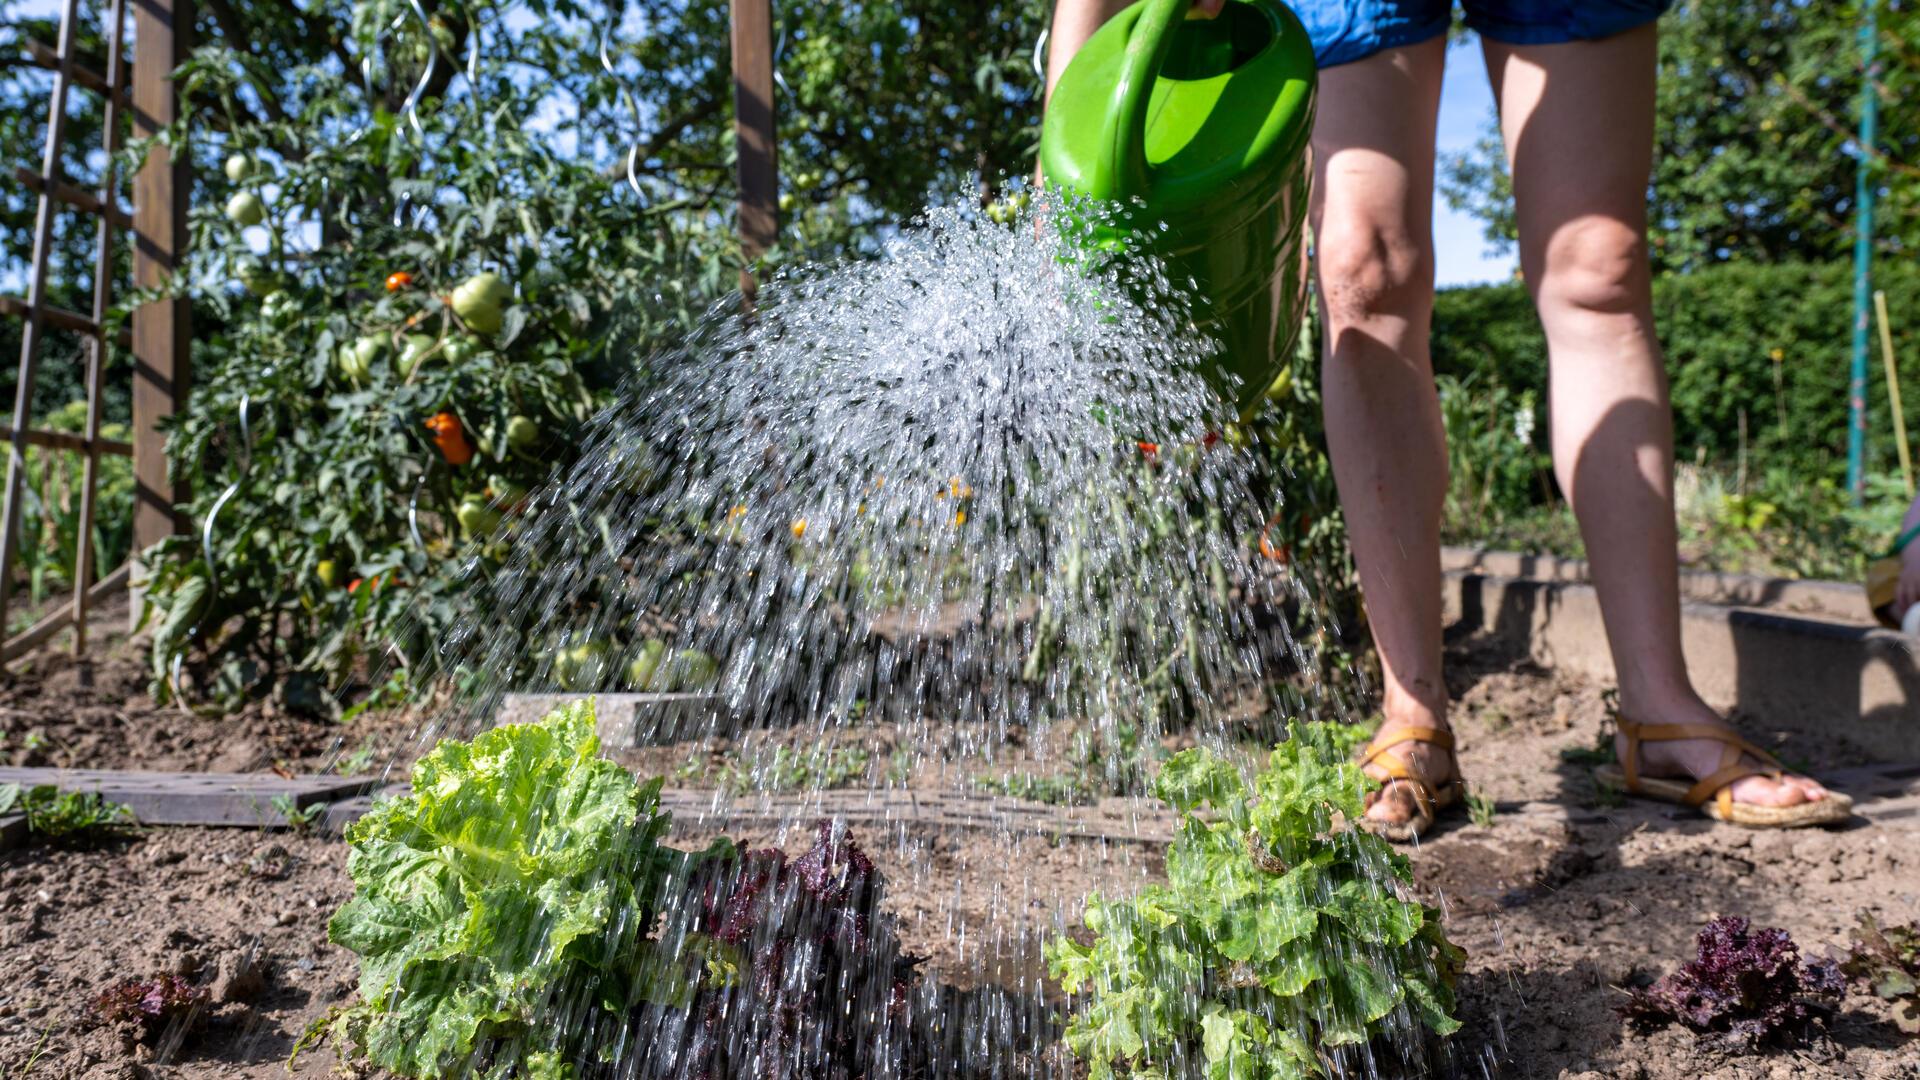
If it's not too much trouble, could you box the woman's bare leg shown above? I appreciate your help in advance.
[1486,25,1826,806]
[1310,38,1458,826]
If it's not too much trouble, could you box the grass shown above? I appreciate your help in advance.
[0,782,134,842]
[1465,791,1498,828]
[1559,727,1617,768]
[335,740,377,776]
[17,1025,53,1077]
[272,793,326,833]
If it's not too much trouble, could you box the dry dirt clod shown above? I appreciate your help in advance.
[210,950,267,1004]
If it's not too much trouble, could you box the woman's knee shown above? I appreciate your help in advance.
[1532,216,1649,317]
[1315,216,1431,326]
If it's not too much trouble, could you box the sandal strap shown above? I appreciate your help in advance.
[1365,754,1439,819]
[1360,725,1454,767]
[1361,728,1462,823]
[1615,715,1782,793]
[1684,760,1779,809]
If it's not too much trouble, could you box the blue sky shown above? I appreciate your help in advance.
[9,0,1514,286]
[1432,37,1517,287]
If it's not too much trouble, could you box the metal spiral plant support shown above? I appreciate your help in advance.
[598,7,646,200]
[408,465,432,551]
[391,0,439,228]
[174,390,257,703]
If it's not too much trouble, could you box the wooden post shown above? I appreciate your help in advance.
[730,0,777,302]
[130,0,192,613]
[1876,290,1913,498]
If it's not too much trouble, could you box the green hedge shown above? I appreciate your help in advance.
[1431,260,1920,483]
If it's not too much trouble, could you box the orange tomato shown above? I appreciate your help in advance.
[348,573,405,594]
[386,270,415,292]
[425,411,475,466]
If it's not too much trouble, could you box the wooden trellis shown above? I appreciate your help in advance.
[1,0,190,663]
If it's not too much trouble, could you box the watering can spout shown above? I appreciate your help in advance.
[1040,0,1317,417]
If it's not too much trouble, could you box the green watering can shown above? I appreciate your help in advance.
[1040,0,1316,418]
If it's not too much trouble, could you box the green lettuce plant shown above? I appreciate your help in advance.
[320,700,925,1079]
[322,700,688,1077]
[1046,722,1464,1079]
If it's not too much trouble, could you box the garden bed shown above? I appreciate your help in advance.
[2,638,1917,1078]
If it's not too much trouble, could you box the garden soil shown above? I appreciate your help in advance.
[2,639,1917,1078]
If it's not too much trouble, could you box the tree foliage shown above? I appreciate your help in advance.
[1441,1,1919,271]
[1432,259,1920,484]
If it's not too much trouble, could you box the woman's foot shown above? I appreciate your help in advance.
[1614,697,1831,807]
[1359,718,1464,836]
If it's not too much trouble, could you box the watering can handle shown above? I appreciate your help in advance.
[1107,0,1193,199]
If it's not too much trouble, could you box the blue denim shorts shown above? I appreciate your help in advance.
[1293,1,1673,68]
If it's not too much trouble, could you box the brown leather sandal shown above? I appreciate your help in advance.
[1358,726,1465,843]
[1594,717,1854,829]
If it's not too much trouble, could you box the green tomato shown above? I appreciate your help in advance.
[665,648,720,690]
[488,475,529,506]
[451,271,512,335]
[336,335,383,382]
[316,559,341,589]
[237,259,279,297]
[226,191,265,226]
[625,639,667,690]
[779,192,798,213]
[398,333,436,378]
[260,290,298,322]
[505,415,541,449]
[455,496,502,538]
[558,640,608,690]
[224,153,254,183]
[442,334,482,366]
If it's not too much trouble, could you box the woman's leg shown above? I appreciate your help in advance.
[1310,37,1457,826]
[1485,24,1827,806]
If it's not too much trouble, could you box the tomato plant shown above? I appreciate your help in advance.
[139,27,734,712]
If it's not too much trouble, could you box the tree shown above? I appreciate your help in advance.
[1441,1,1918,271]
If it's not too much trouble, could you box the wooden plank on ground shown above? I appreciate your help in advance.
[308,759,1920,842]
[321,783,408,835]
[0,767,378,827]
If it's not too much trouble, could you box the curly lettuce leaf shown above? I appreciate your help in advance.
[327,700,669,1077]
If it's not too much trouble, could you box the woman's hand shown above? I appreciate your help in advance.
[1190,0,1226,15]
